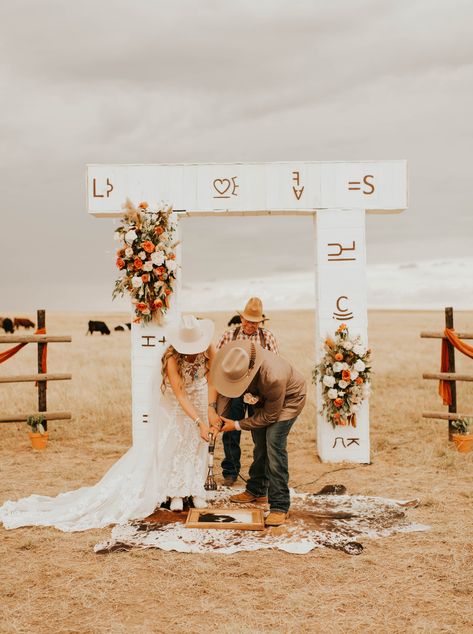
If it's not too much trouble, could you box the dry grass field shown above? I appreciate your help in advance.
[1,309,472,634]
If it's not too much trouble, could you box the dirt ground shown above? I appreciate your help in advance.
[0,309,472,634]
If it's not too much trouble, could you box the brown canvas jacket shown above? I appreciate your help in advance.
[217,349,307,430]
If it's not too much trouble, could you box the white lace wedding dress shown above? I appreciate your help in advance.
[0,354,209,532]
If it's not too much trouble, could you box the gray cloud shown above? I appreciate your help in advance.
[0,0,472,310]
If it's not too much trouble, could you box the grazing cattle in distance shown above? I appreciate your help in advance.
[114,323,132,331]
[2,318,14,334]
[14,317,35,329]
[87,320,111,335]
[227,314,268,327]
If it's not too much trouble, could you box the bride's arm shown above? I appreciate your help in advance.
[166,356,210,441]
[206,344,221,431]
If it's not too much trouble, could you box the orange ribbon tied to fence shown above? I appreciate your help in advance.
[439,328,473,405]
[0,327,48,387]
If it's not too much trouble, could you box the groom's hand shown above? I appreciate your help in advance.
[220,417,236,432]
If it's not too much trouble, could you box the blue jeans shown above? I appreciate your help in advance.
[221,397,254,479]
[246,417,297,513]
[222,396,245,479]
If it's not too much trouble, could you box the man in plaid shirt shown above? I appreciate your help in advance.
[214,297,279,486]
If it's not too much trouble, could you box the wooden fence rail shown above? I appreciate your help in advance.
[421,306,473,438]
[0,309,72,429]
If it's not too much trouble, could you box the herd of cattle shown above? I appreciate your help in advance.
[1,314,255,336]
[0,317,35,333]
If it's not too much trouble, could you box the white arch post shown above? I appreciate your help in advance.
[87,161,407,462]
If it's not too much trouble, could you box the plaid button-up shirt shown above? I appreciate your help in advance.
[217,326,280,354]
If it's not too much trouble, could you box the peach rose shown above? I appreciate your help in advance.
[134,257,143,270]
[154,226,164,236]
[334,398,343,408]
[116,257,125,269]
[335,353,344,361]
[164,288,172,296]
[141,274,150,283]
[141,241,155,253]
[356,377,364,385]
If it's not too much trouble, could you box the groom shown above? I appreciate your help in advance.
[210,341,306,526]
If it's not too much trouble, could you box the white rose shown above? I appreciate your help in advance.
[354,359,366,372]
[125,247,134,258]
[139,251,146,260]
[132,276,143,288]
[323,375,336,388]
[342,341,353,351]
[342,362,349,370]
[338,380,349,389]
[332,362,343,373]
[143,261,153,271]
[151,251,165,266]
[166,259,177,272]
[353,344,365,356]
[125,230,137,244]
[350,370,359,381]
[327,388,338,399]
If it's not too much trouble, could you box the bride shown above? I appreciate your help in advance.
[0,315,221,532]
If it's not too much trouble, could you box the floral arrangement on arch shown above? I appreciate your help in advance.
[313,323,372,428]
[113,199,178,324]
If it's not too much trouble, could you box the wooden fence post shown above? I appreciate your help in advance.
[445,307,456,439]
[37,309,47,431]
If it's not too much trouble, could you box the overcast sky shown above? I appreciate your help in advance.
[1,0,472,312]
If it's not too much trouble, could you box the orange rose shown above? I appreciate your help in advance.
[334,398,343,408]
[154,226,164,236]
[136,302,148,311]
[141,274,150,283]
[168,253,176,260]
[164,288,172,296]
[337,323,347,333]
[356,377,364,385]
[156,266,165,275]
[342,370,351,382]
[134,258,143,270]
[153,299,163,308]
[335,353,344,361]
[141,241,155,253]
[138,201,149,209]
[116,257,125,270]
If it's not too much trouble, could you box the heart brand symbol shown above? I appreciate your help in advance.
[213,179,231,196]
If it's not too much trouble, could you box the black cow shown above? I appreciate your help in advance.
[114,323,131,331]
[87,320,110,335]
[2,318,14,334]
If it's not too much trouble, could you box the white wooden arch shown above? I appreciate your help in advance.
[87,161,407,463]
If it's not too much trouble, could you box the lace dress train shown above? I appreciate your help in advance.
[0,355,209,532]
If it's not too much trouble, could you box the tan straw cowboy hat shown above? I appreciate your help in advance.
[166,315,214,354]
[239,297,264,323]
[210,340,264,398]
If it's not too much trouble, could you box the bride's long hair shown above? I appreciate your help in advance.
[161,345,211,393]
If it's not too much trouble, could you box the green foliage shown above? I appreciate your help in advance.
[26,414,46,434]
[451,418,471,435]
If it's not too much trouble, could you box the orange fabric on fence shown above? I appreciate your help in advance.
[0,328,48,385]
[438,328,473,405]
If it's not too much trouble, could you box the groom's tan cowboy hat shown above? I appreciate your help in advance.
[210,340,264,398]
[239,297,265,323]
[167,315,214,354]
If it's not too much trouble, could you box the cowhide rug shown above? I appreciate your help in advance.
[94,485,429,556]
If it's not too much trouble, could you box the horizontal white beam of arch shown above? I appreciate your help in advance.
[88,161,407,464]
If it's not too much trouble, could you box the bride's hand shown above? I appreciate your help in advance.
[198,422,211,442]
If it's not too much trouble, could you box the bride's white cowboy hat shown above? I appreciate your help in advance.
[210,340,264,398]
[167,315,214,354]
